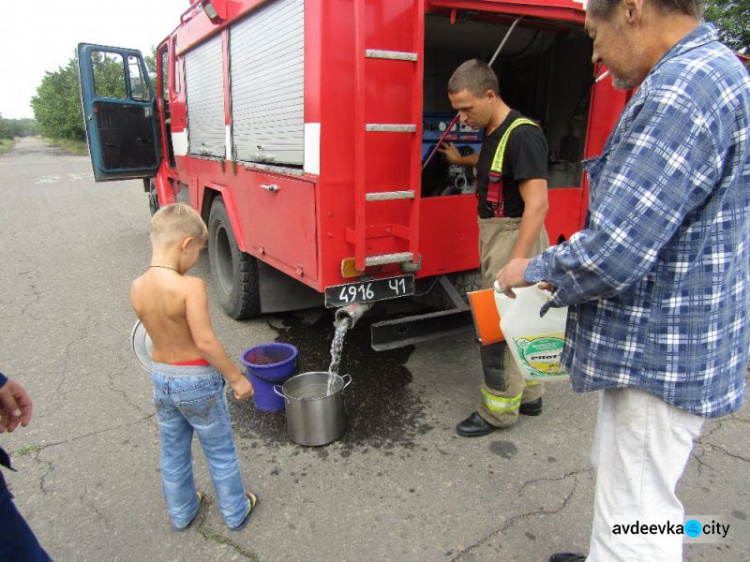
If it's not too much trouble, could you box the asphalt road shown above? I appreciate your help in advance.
[1,137,748,561]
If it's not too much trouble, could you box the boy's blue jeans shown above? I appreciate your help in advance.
[150,362,248,529]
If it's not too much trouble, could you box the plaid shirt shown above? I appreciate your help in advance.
[525,23,750,418]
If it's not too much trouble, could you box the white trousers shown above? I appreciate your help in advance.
[587,388,704,562]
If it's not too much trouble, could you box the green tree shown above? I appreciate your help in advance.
[0,114,10,139]
[19,118,42,136]
[144,47,157,76]
[0,118,10,140]
[703,0,750,55]
[31,49,143,141]
[91,51,128,99]
[31,58,85,140]
[0,117,40,138]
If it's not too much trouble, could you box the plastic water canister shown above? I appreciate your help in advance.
[494,283,570,383]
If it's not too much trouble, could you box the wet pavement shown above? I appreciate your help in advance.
[231,310,432,451]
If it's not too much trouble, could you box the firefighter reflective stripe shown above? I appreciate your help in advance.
[481,387,523,413]
[486,117,539,216]
[490,117,539,176]
[525,380,541,387]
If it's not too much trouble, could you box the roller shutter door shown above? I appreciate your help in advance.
[185,34,225,158]
[230,0,304,166]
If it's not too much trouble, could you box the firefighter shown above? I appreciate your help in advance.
[438,59,550,437]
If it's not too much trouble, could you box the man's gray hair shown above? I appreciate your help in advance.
[588,0,701,18]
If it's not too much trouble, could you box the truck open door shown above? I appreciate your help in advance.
[77,44,161,181]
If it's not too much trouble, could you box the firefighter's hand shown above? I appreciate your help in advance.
[437,142,462,165]
[496,259,532,299]
[0,379,33,434]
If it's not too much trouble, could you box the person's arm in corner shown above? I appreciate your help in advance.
[511,178,548,260]
[437,142,480,167]
[184,278,254,400]
[0,372,33,433]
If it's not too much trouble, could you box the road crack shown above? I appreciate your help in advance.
[451,467,592,561]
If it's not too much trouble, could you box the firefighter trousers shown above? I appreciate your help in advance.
[476,341,544,427]
[476,217,548,427]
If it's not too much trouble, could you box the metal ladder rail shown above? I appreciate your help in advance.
[406,0,425,270]
[352,0,423,271]
[353,0,367,272]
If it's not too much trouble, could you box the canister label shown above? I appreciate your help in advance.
[511,334,568,378]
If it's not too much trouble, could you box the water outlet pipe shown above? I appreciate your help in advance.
[334,302,373,330]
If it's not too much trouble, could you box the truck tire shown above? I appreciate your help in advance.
[148,179,160,216]
[208,198,261,319]
[447,268,482,304]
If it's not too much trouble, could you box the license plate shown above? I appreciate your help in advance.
[325,275,415,308]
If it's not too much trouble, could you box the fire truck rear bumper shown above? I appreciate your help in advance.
[370,308,475,351]
[370,274,476,350]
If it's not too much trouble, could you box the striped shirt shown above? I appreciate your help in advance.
[524,23,750,418]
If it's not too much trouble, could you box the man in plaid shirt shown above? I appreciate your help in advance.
[497,0,750,560]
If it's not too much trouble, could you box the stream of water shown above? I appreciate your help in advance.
[327,316,351,395]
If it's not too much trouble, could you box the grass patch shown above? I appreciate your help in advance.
[0,138,16,154]
[45,137,88,156]
[14,444,39,457]
[200,529,260,561]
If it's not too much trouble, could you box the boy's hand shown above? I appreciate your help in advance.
[231,377,254,401]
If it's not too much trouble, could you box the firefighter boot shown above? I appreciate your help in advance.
[457,341,545,436]
[457,341,522,436]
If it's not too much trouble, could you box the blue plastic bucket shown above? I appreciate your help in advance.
[241,343,299,411]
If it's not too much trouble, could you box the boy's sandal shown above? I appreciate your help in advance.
[174,491,203,532]
[230,490,258,531]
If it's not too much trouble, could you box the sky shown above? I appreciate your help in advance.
[0,0,189,119]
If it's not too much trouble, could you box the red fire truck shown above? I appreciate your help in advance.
[77,0,627,349]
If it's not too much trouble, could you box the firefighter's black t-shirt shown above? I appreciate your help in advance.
[476,110,549,219]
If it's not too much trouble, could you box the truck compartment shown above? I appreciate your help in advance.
[421,12,594,194]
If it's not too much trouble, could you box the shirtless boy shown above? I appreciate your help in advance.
[130,203,257,531]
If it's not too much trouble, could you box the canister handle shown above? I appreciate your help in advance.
[341,374,352,389]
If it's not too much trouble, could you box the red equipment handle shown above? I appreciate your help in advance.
[421,113,461,171]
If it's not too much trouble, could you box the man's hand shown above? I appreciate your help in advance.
[436,142,462,165]
[230,376,254,401]
[496,258,532,298]
[0,379,33,433]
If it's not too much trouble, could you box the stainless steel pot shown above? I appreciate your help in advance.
[274,372,352,446]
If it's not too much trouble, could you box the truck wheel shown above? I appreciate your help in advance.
[447,268,482,304]
[208,198,261,319]
[148,179,160,216]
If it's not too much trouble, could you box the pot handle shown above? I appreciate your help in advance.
[273,385,289,403]
[341,374,352,389]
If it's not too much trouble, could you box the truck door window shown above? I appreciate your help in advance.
[128,55,151,101]
[161,49,169,101]
[173,48,181,94]
[92,51,127,99]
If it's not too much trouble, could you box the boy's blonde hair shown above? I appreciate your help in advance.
[150,203,208,247]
